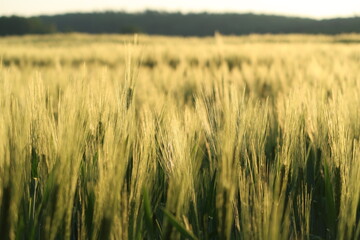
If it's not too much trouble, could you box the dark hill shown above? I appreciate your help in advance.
[1,11,360,36]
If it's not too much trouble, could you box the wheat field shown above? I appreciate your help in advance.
[0,34,360,240]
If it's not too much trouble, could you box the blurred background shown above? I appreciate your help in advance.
[0,0,360,36]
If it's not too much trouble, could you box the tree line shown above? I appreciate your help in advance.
[1,11,360,36]
[0,16,56,35]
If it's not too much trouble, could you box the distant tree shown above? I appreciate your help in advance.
[0,16,29,35]
[121,25,143,34]
[28,18,57,34]
[0,16,56,36]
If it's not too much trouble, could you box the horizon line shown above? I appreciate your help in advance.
[1,8,359,20]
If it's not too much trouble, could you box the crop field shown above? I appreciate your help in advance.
[0,34,360,240]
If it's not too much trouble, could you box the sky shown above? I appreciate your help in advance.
[1,0,360,19]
